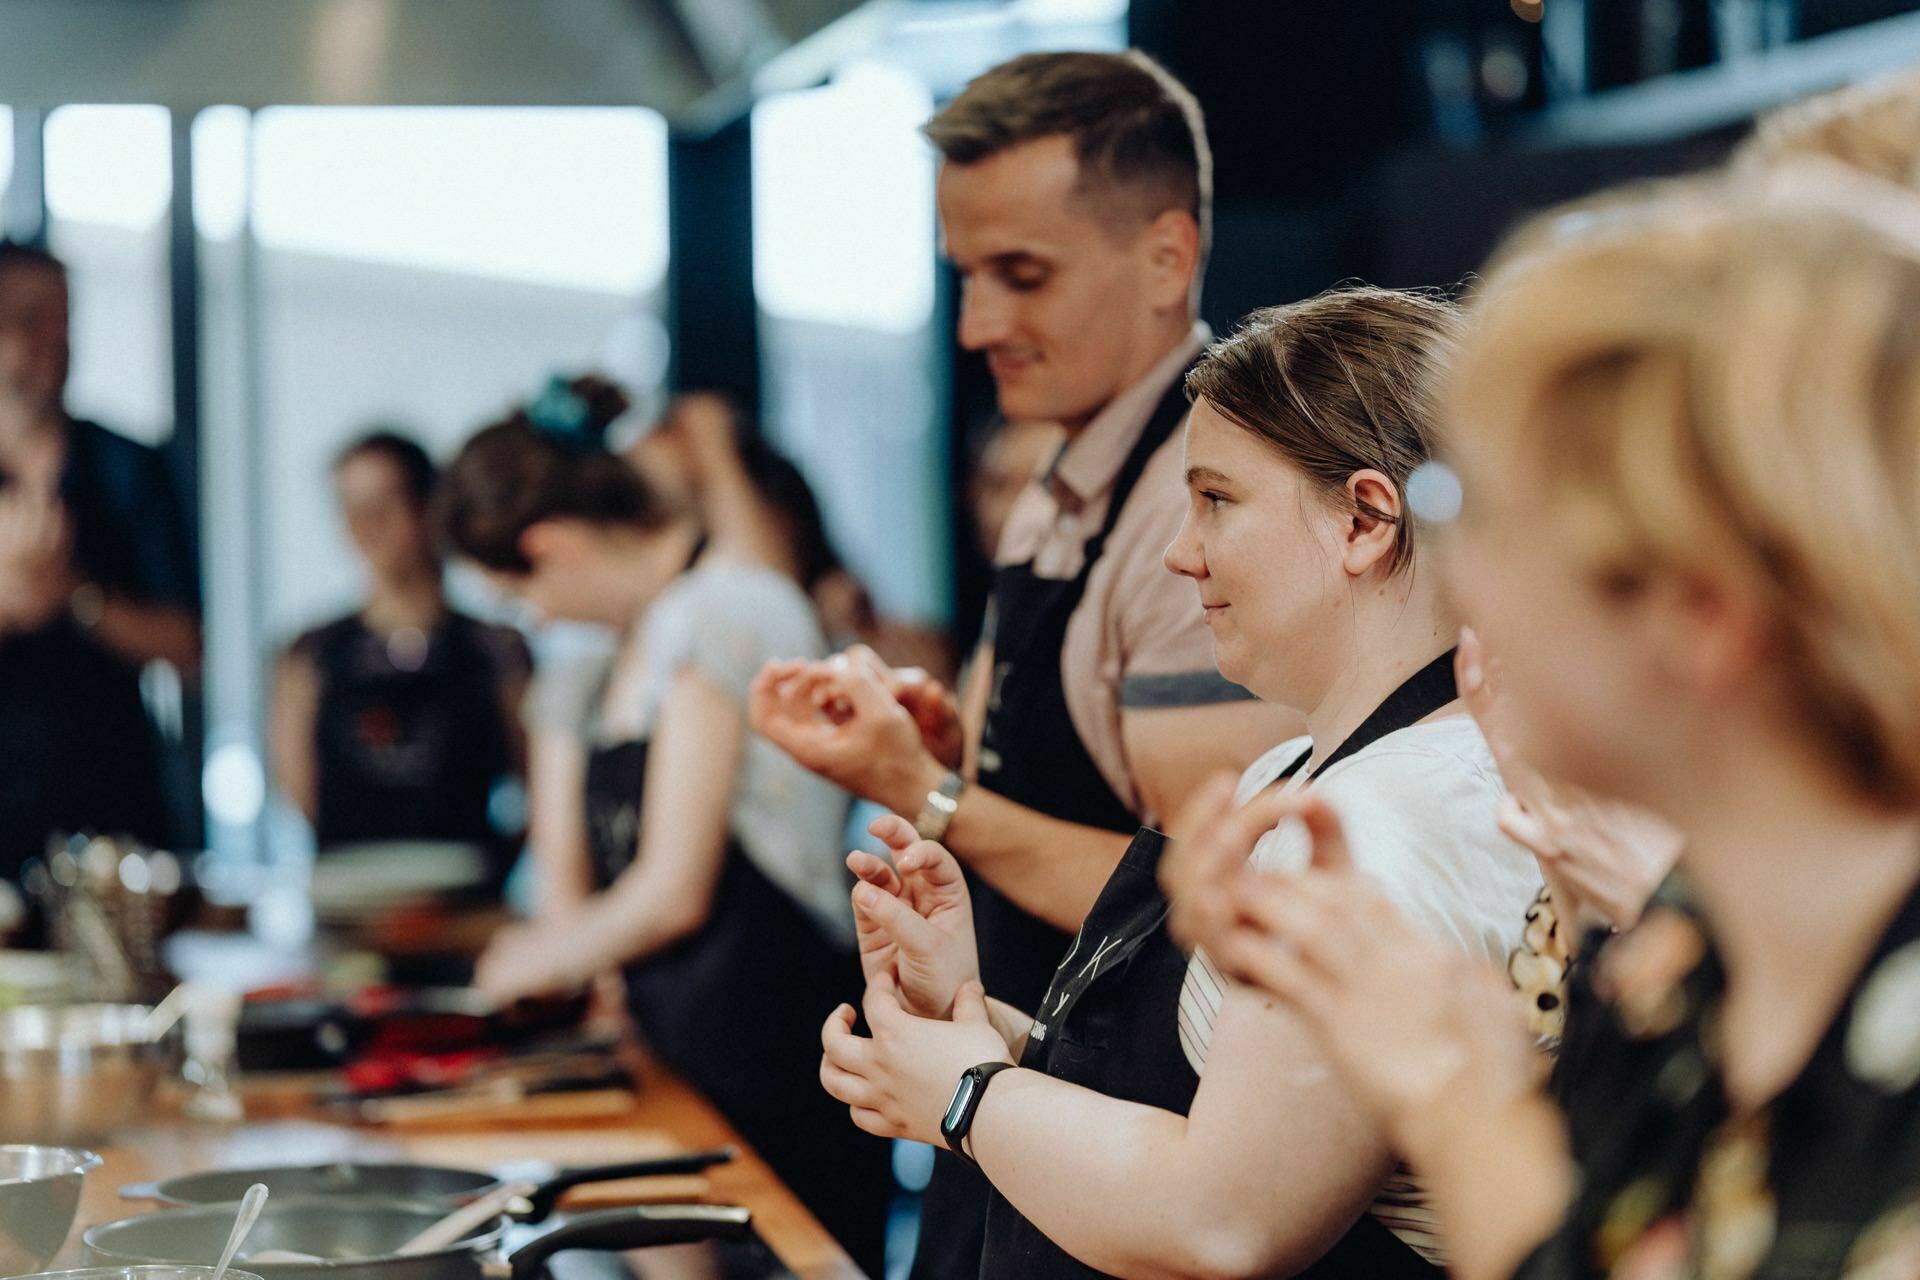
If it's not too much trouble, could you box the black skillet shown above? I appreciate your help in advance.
[121,1149,737,1224]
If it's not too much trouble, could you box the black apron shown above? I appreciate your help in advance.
[310,612,518,874]
[0,421,185,885]
[911,377,1192,1280]
[583,739,890,1277]
[978,649,1460,1279]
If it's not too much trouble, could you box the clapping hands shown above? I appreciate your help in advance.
[819,816,1002,1146]
[750,645,956,813]
[847,814,980,1018]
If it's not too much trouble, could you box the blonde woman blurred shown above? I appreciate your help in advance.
[1735,66,1920,190]
[1187,180,1920,1279]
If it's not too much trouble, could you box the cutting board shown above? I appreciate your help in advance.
[365,1087,639,1129]
[397,1128,711,1205]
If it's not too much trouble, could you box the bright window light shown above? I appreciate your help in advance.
[251,107,669,294]
[753,61,936,334]
[192,106,251,242]
[203,740,267,829]
[45,105,173,230]
[0,106,13,221]
[1008,0,1129,21]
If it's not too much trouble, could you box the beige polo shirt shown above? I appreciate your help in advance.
[984,322,1255,824]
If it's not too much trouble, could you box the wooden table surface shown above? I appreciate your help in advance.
[55,1059,865,1280]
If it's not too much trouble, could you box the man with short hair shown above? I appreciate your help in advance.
[752,50,1295,1278]
[0,242,201,887]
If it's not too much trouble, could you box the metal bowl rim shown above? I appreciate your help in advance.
[0,1004,170,1053]
[26,1268,267,1280]
[0,1144,102,1187]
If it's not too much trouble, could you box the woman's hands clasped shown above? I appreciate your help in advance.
[820,974,1011,1146]
[821,814,1005,1146]
[848,814,980,1018]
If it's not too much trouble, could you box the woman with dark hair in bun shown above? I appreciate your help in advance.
[437,400,889,1272]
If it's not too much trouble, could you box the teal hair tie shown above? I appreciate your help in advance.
[526,375,598,450]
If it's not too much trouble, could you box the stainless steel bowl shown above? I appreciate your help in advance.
[0,1144,102,1275]
[21,1268,265,1280]
[0,1005,173,1144]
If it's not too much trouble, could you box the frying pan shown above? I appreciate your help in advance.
[236,989,590,1074]
[121,1149,736,1224]
[84,1197,754,1280]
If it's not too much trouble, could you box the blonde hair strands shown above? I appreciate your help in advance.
[1452,181,1920,806]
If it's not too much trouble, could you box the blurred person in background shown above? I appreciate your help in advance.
[1190,179,1920,1280]
[436,402,889,1272]
[515,378,884,954]
[632,387,952,678]
[0,241,199,888]
[750,53,1296,1277]
[1435,64,1920,1055]
[1733,64,1920,189]
[967,417,1064,565]
[271,430,530,876]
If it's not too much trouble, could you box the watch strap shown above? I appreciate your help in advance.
[913,770,966,842]
[941,1060,1015,1166]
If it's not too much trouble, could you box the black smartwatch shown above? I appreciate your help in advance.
[940,1061,1016,1165]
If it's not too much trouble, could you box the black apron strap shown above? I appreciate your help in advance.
[930,369,1195,1280]
[979,647,1461,1279]
[1076,376,1190,572]
[1277,647,1459,782]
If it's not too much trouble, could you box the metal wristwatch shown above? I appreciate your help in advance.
[940,1060,1015,1165]
[913,770,966,842]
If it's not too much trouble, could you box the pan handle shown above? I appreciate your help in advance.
[519,1147,738,1222]
[501,1204,754,1280]
[118,1181,164,1200]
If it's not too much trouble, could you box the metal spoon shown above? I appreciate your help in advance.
[396,1181,534,1255]
[212,1182,269,1280]
[143,981,190,1042]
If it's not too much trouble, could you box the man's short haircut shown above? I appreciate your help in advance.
[923,50,1212,246]
[0,241,66,278]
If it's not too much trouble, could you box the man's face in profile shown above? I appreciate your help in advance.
[938,134,1182,431]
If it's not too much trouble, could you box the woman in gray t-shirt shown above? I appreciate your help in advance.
[438,409,887,1272]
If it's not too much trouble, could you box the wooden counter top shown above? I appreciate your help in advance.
[56,1059,865,1280]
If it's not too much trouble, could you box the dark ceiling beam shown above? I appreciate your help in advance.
[0,0,861,119]
[666,115,760,416]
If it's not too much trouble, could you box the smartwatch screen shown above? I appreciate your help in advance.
[943,1072,979,1135]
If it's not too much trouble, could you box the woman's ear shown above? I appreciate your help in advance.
[517,519,569,571]
[1341,470,1403,577]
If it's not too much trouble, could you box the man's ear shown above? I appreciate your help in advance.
[1140,209,1202,314]
[1341,469,1403,577]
